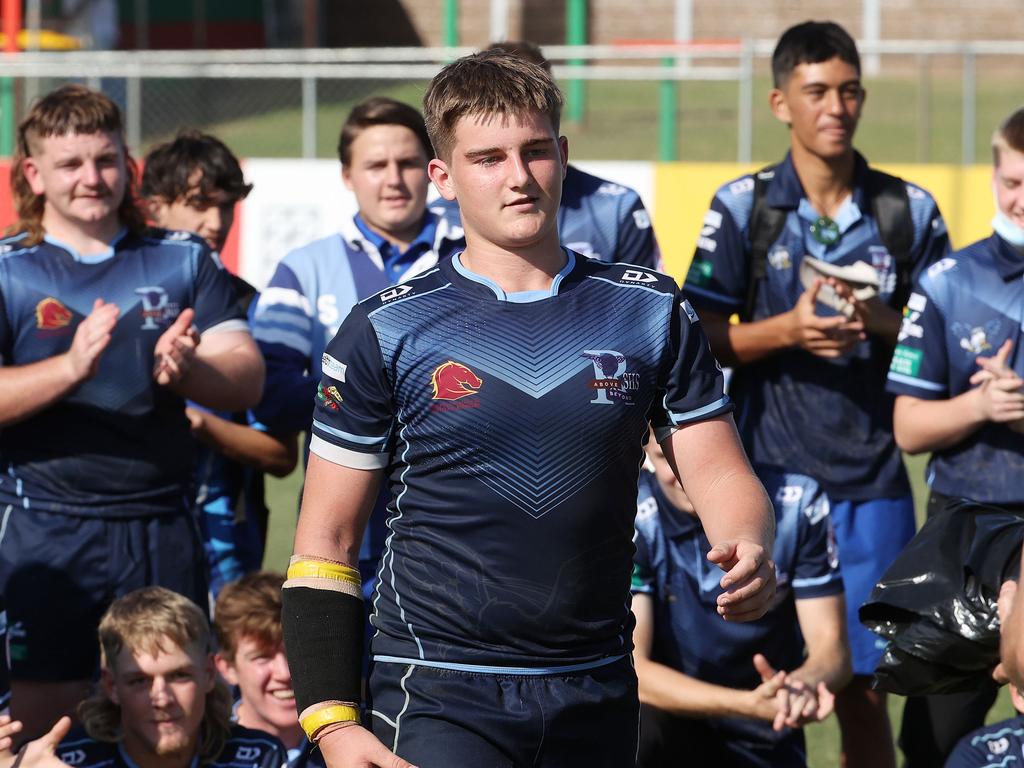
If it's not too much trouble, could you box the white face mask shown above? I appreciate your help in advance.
[992,180,1024,246]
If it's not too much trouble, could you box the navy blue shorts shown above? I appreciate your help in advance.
[368,657,639,767]
[0,506,207,681]
[830,495,916,675]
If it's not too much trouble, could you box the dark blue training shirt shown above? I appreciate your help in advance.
[945,714,1024,768]
[886,234,1024,504]
[433,164,661,269]
[632,467,842,692]
[58,724,288,768]
[683,152,950,501]
[310,251,730,671]
[0,229,246,517]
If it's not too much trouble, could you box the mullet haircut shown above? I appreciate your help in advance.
[214,571,285,662]
[771,21,861,88]
[423,49,563,161]
[79,587,233,764]
[11,84,144,245]
[992,108,1024,165]
[141,129,252,205]
[337,97,432,166]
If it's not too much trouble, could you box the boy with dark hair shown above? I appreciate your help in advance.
[141,129,254,255]
[214,572,323,768]
[886,106,1024,765]
[683,20,951,768]
[282,49,775,768]
[142,131,298,596]
[0,85,264,740]
[434,40,662,269]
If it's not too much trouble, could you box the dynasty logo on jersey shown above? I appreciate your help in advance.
[35,297,72,330]
[431,360,483,407]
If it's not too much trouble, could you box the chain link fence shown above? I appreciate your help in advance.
[2,42,1023,163]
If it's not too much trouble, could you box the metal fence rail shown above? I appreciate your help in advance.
[2,40,1021,163]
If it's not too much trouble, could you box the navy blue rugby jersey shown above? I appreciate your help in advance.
[632,467,842,691]
[946,714,1024,768]
[886,234,1024,504]
[58,724,288,768]
[0,229,246,517]
[432,164,661,269]
[309,250,730,670]
[683,152,950,500]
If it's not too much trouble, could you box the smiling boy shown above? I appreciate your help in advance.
[0,85,264,741]
[281,50,775,768]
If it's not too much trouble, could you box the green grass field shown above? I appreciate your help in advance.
[261,452,1014,766]
[148,71,1024,164]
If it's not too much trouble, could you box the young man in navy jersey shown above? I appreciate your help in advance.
[281,50,775,768]
[142,131,298,596]
[682,21,950,767]
[886,107,1024,765]
[432,40,663,270]
[0,85,263,740]
[633,437,849,768]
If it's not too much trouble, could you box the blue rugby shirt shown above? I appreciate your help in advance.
[308,251,730,670]
[683,151,951,500]
[886,233,1024,504]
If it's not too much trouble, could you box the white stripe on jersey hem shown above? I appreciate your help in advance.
[370,709,398,729]
[668,395,731,425]
[392,664,416,753]
[203,319,250,335]
[309,435,388,470]
[372,653,626,676]
[886,372,945,392]
[792,572,842,588]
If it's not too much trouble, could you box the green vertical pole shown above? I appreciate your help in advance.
[659,57,677,161]
[0,0,22,157]
[566,0,586,123]
[442,0,458,47]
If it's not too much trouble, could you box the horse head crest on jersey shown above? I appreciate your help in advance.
[431,361,483,401]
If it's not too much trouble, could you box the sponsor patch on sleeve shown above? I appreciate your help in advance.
[321,353,347,382]
[890,346,924,377]
[907,292,927,312]
[681,299,699,324]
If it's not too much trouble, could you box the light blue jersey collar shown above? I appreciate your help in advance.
[451,249,576,302]
[45,227,128,264]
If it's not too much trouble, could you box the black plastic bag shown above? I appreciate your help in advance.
[858,499,1024,695]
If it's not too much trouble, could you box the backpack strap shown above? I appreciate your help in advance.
[866,170,914,308]
[745,165,788,321]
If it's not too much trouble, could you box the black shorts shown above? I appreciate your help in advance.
[0,506,207,681]
[368,656,638,767]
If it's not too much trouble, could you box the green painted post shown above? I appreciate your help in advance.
[566,0,586,123]
[442,0,458,47]
[659,57,677,161]
[0,80,13,157]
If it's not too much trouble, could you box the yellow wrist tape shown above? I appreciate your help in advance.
[299,703,361,740]
[286,556,361,590]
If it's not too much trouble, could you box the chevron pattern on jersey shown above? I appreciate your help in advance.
[371,279,674,518]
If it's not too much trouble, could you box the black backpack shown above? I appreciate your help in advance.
[744,164,914,321]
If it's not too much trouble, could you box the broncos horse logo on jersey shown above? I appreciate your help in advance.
[431,361,483,401]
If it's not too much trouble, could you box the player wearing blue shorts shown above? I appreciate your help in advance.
[633,440,850,768]
[431,40,663,270]
[142,131,298,596]
[682,22,950,767]
[280,50,776,768]
[0,86,264,741]
[886,107,1024,766]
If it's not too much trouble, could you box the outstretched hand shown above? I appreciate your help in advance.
[65,298,119,383]
[0,716,72,768]
[153,308,200,387]
[707,539,776,622]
